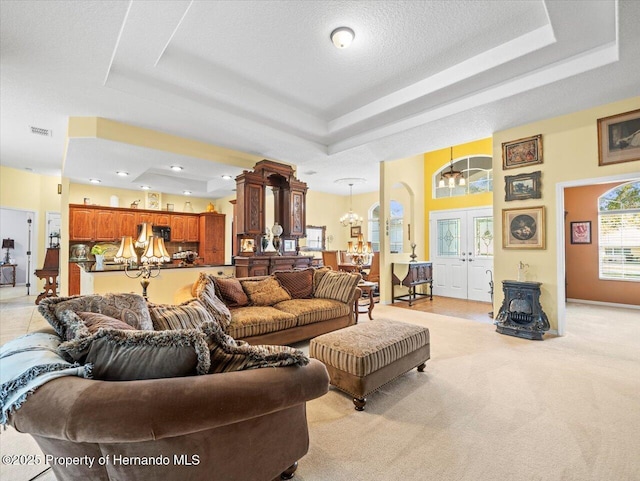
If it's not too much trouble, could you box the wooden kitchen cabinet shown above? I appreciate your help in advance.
[170,215,187,242]
[115,211,137,239]
[69,207,95,241]
[68,263,81,296]
[186,215,199,242]
[199,213,225,265]
[95,209,116,241]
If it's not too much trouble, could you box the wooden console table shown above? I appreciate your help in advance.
[0,263,17,287]
[392,261,433,306]
[234,255,314,277]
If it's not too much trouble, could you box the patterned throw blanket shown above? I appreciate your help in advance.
[0,332,92,426]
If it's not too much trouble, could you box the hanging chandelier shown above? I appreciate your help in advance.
[439,147,466,188]
[340,183,363,227]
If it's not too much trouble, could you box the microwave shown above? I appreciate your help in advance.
[137,224,171,242]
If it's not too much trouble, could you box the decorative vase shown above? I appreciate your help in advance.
[409,243,418,262]
[184,201,194,213]
[261,234,270,252]
[272,236,281,255]
[94,254,105,271]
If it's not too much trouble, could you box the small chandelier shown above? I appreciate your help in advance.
[340,183,363,227]
[347,233,373,269]
[439,147,466,188]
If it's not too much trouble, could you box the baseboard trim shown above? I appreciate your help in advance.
[566,298,640,310]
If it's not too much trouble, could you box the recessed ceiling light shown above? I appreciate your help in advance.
[330,27,355,49]
[141,185,151,190]
[221,174,232,180]
[183,190,192,195]
[171,165,183,171]
[89,178,101,184]
[116,171,129,177]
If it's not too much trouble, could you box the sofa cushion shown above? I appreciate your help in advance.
[58,327,210,381]
[201,321,308,373]
[274,299,352,326]
[38,293,153,339]
[314,270,361,304]
[193,273,233,329]
[148,299,214,331]
[240,277,291,306]
[274,269,314,299]
[226,306,297,340]
[212,277,249,308]
[312,266,332,293]
[75,311,136,334]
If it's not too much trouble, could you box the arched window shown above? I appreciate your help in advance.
[369,201,404,253]
[598,181,640,281]
[433,155,492,198]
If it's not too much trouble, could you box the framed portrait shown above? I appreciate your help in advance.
[503,206,545,249]
[597,108,640,166]
[166,203,174,212]
[350,226,361,238]
[504,171,542,201]
[240,238,255,253]
[502,134,543,170]
[570,221,592,244]
[145,191,161,210]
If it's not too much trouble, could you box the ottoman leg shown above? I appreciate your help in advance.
[353,397,367,411]
[281,461,298,479]
[417,362,426,372]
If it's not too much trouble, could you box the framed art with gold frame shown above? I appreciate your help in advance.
[502,206,545,249]
[145,191,161,210]
[597,108,640,166]
[502,134,543,170]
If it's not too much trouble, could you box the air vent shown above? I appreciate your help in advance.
[30,126,51,137]
[304,170,317,175]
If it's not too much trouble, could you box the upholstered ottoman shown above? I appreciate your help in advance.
[309,319,430,411]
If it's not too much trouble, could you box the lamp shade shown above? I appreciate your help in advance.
[141,236,170,264]
[113,236,136,263]
[2,239,15,249]
[136,223,153,248]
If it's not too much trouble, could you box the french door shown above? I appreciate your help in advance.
[429,207,494,302]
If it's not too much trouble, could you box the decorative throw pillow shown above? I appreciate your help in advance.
[240,276,291,306]
[39,293,153,339]
[193,273,233,329]
[212,277,249,307]
[314,270,362,304]
[148,299,214,331]
[201,321,308,373]
[312,266,333,294]
[75,311,136,334]
[58,328,211,381]
[274,268,314,299]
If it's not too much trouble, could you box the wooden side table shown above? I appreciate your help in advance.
[0,264,17,287]
[355,281,377,321]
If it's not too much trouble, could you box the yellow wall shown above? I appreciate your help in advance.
[493,97,640,332]
[423,138,493,259]
[0,166,62,276]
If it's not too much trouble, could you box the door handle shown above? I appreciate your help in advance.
[468,259,474,262]
[460,259,466,262]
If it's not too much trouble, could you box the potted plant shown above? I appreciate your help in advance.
[90,245,107,271]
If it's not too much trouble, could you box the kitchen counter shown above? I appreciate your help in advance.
[73,261,233,273]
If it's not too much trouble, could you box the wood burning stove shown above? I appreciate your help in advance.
[495,280,550,340]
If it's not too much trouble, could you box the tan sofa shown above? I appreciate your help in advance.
[175,271,361,346]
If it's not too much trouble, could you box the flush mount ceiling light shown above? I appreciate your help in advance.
[170,165,183,171]
[141,185,151,190]
[89,178,101,184]
[116,171,129,177]
[183,190,192,195]
[331,27,355,49]
[221,175,232,180]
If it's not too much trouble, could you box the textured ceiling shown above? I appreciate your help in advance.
[1,0,639,198]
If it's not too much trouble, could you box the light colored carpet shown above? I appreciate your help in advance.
[297,304,640,481]
[1,294,638,481]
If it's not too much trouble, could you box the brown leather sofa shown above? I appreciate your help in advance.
[9,348,330,481]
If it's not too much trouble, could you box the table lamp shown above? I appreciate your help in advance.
[2,238,15,264]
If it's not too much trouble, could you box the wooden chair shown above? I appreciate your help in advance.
[321,251,339,270]
[363,251,380,284]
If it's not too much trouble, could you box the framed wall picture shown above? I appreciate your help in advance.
[283,239,296,253]
[350,226,361,238]
[504,171,542,201]
[570,221,592,244]
[502,134,543,170]
[597,108,640,166]
[240,238,255,253]
[145,191,161,210]
[503,206,545,249]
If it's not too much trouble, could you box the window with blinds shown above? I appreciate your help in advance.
[598,181,640,281]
